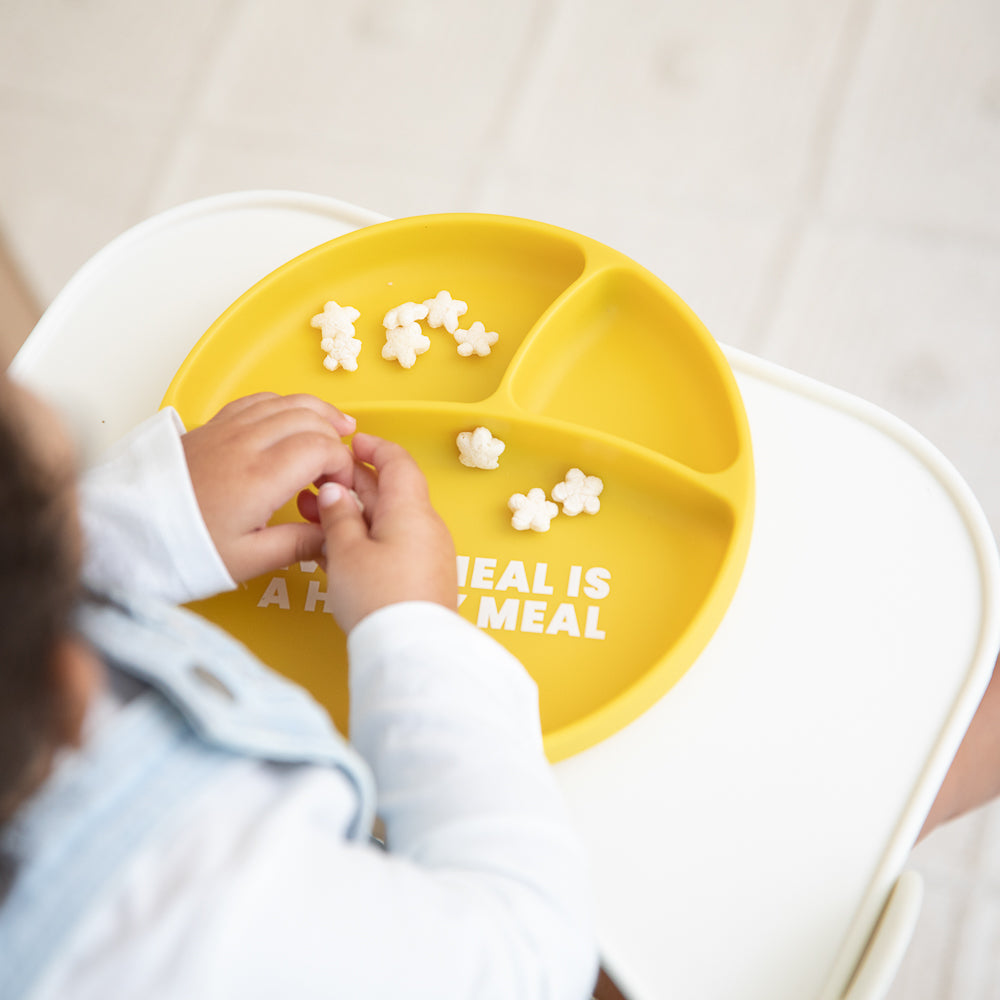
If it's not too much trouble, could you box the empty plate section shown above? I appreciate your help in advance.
[510,267,742,474]
[164,214,587,419]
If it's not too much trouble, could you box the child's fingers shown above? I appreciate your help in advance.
[263,431,356,495]
[242,409,350,456]
[239,393,356,437]
[349,460,378,520]
[349,434,431,522]
[298,460,375,527]
[206,392,280,421]
[202,393,356,440]
[296,487,320,524]
[230,521,326,581]
[278,393,356,436]
[317,481,368,553]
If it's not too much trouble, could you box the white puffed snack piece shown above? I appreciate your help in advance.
[311,300,361,339]
[508,488,559,532]
[453,320,499,358]
[383,301,429,329]
[381,322,431,369]
[456,426,505,470]
[320,335,362,372]
[311,301,363,372]
[552,468,604,516]
[423,290,468,334]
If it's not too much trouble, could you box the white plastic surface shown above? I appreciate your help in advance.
[842,871,924,1000]
[566,349,999,1000]
[11,192,385,457]
[12,192,999,1000]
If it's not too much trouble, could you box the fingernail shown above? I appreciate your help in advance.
[317,482,345,509]
[342,413,357,428]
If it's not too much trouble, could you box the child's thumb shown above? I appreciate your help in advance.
[316,482,366,548]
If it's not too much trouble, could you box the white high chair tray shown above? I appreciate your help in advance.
[12,192,999,1000]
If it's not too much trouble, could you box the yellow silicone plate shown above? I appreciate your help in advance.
[161,213,754,762]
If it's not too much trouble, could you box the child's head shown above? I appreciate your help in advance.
[0,376,99,826]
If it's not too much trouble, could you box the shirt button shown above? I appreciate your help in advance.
[189,664,236,702]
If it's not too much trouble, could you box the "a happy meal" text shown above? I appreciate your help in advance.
[256,555,613,640]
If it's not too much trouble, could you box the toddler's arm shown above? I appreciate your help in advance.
[79,393,355,604]
[76,419,598,998]
[305,433,599,998]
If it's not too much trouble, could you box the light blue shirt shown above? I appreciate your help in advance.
[0,592,375,1000]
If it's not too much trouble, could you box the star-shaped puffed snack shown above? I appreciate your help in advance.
[423,290,468,334]
[508,488,559,532]
[321,335,362,372]
[381,322,431,369]
[311,301,363,372]
[311,300,361,339]
[551,468,604,516]
[383,301,429,329]
[454,320,499,358]
[456,426,506,470]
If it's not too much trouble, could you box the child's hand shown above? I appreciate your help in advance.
[182,393,356,582]
[315,432,457,632]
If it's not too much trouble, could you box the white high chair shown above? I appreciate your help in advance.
[12,191,999,1000]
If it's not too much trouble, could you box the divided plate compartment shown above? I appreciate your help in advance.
[161,213,754,761]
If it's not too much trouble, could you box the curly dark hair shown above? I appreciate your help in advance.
[0,379,82,827]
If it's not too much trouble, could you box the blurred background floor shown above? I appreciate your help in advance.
[1,0,998,995]
[0,233,39,365]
